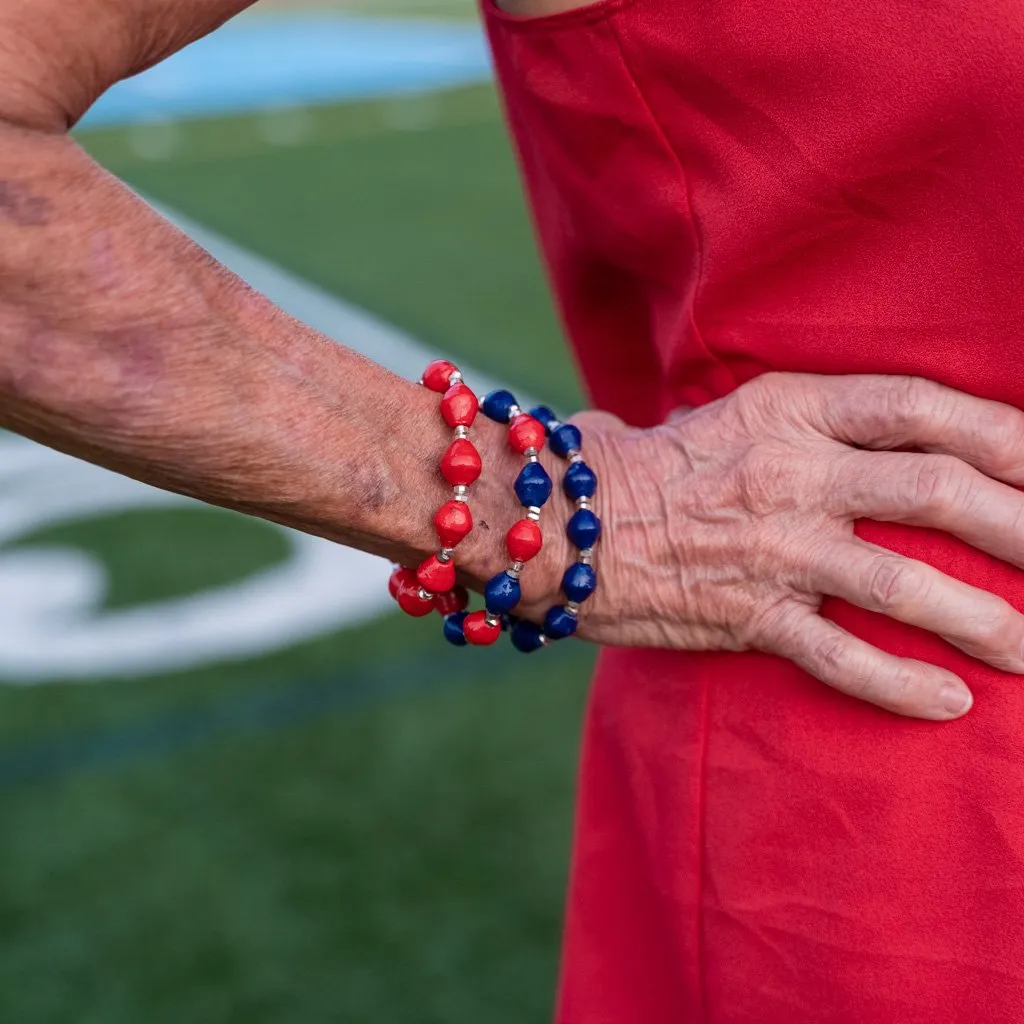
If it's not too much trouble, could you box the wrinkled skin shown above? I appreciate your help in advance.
[572,373,1024,720]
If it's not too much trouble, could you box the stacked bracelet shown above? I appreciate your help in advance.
[509,406,601,652]
[387,362,600,655]
[450,389,552,646]
[390,359,480,620]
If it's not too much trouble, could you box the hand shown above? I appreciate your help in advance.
[574,373,1024,721]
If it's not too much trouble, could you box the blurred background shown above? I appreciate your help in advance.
[0,2,598,1021]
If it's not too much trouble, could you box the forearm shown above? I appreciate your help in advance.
[0,123,567,592]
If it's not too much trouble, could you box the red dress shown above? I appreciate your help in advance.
[484,1,1024,1020]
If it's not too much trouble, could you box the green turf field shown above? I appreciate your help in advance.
[0,82,595,1023]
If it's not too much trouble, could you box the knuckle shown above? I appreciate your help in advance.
[734,450,795,515]
[882,665,922,713]
[982,407,1024,473]
[965,601,1020,655]
[864,376,956,446]
[972,610,1013,651]
[807,630,852,679]
[876,376,926,427]
[907,454,973,513]
[991,405,1024,441]
[734,373,815,433]
[733,373,782,423]
[863,556,922,611]
[885,376,950,425]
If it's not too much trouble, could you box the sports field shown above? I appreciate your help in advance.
[0,10,597,1022]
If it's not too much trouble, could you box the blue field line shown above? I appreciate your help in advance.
[0,643,589,788]
[81,15,492,129]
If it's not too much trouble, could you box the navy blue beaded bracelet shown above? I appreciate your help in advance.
[440,389,553,646]
[509,406,601,654]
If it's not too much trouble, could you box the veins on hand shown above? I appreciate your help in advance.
[0,180,53,226]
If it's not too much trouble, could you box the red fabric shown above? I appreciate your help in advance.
[483,1,1024,1020]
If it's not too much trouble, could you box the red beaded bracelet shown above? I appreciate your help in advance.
[389,359,480,620]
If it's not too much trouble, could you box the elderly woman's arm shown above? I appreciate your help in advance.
[0,118,553,591]
[0,0,574,602]
[5,0,1024,721]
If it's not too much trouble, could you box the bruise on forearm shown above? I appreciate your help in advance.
[0,179,52,226]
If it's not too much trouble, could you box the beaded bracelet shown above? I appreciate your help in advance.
[445,389,552,646]
[390,359,481,619]
[509,406,601,653]
[388,365,600,654]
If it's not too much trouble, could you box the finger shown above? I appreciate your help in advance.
[830,450,1024,569]
[794,374,1024,485]
[813,538,1024,673]
[769,604,974,720]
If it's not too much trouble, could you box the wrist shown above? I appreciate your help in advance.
[454,414,574,610]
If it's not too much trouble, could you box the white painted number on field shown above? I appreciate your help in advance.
[0,436,394,682]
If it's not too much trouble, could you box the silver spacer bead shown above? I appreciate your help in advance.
[453,485,469,501]
[417,378,424,386]
[417,587,432,601]
[569,451,584,463]
[508,404,522,420]
[484,613,501,628]
[565,602,581,617]
[580,548,595,565]
[538,634,551,647]
[575,497,590,510]
[453,425,469,440]
[438,549,454,563]
[526,506,542,522]
[506,566,521,581]
[511,560,525,573]
[527,453,540,464]
[525,447,539,458]
[448,370,463,385]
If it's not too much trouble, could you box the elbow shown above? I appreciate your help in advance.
[0,28,114,134]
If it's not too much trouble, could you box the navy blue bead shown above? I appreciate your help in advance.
[481,389,519,423]
[485,571,522,615]
[567,508,602,550]
[443,611,468,647]
[543,606,579,640]
[549,423,583,458]
[511,619,546,653]
[514,462,553,507]
[528,405,559,434]
[562,563,598,603]
[563,461,598,500]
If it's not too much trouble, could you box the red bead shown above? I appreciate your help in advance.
[440,439,482,487]
[506,518,543,563]
[508,414,546,455]
[417,554,456,593]
[441,384,479,428]
[423,359,458,393]
[463,610,502,646]
[397,584,434,617]
[434,585,470,616]
[434,500,473,548]
[388,566,417,600]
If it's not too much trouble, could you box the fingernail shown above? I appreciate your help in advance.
[938,681,973,719]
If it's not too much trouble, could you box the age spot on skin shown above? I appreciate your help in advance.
[0,180,53,227]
